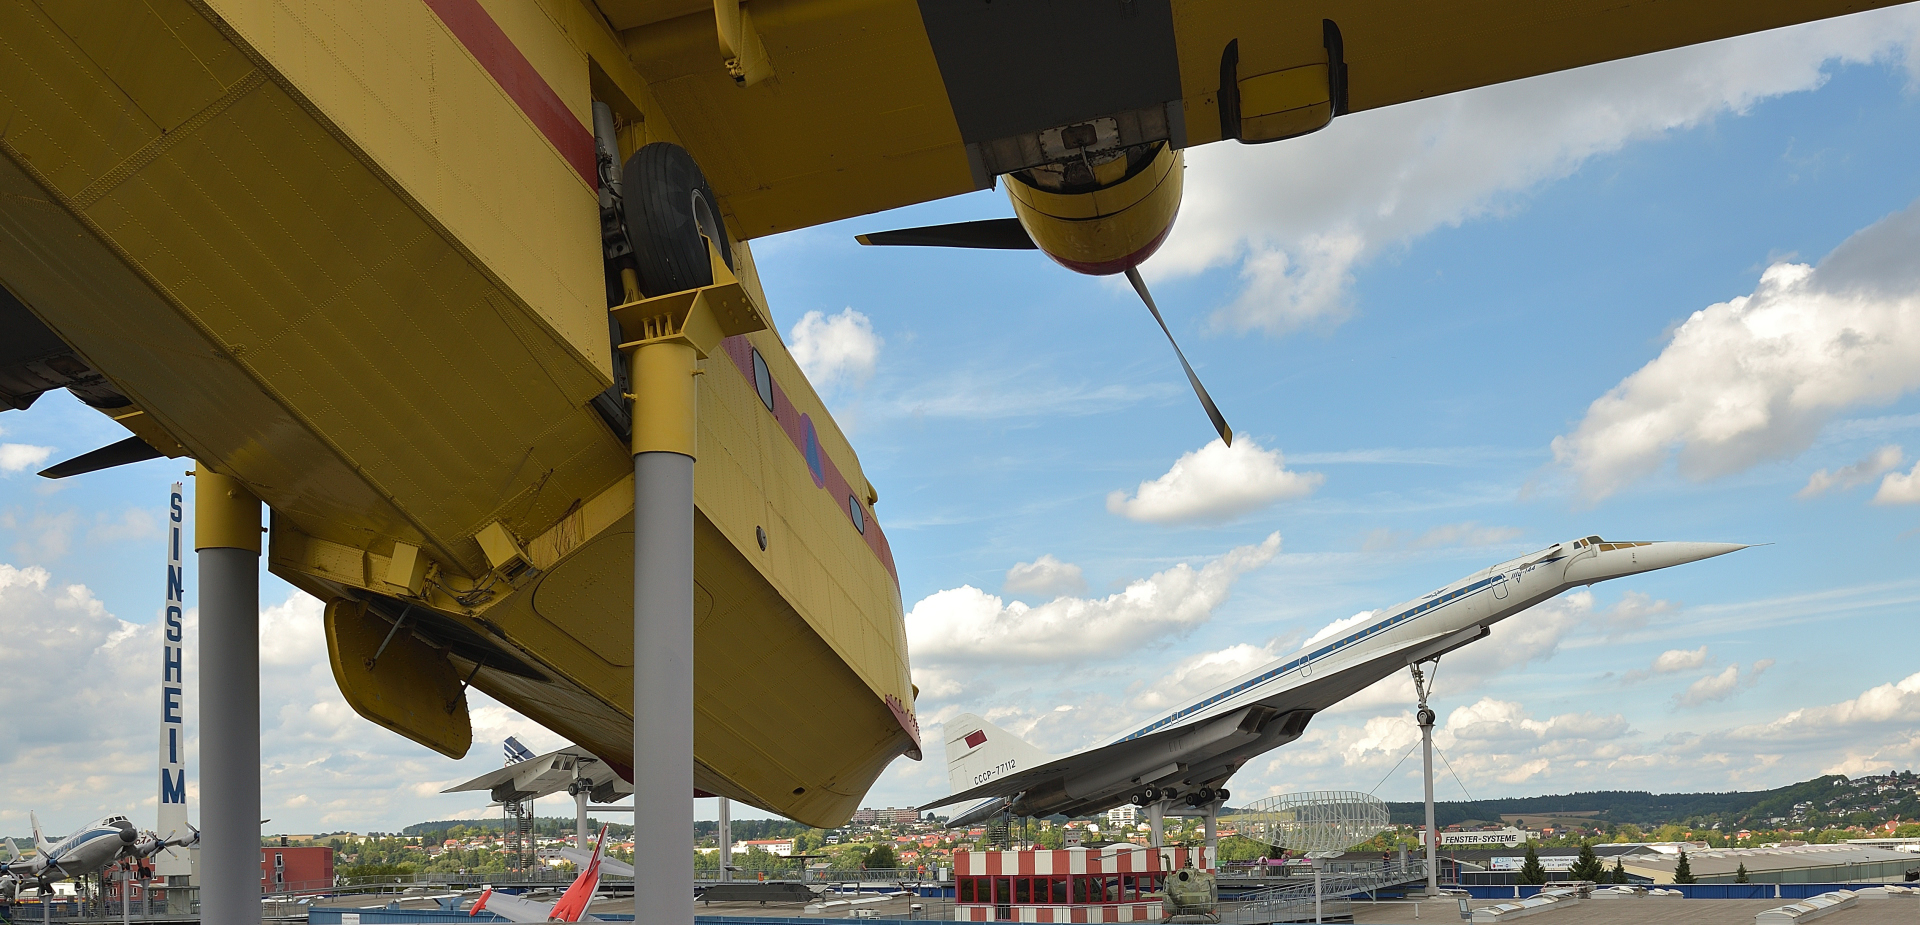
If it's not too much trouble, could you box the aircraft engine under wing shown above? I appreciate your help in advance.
[919,627,1471,820]
[923,537,1746,822]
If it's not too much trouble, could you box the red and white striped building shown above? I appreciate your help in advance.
[952,846,1215,922]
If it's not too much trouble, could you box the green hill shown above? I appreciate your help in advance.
[1386,772,1919,829]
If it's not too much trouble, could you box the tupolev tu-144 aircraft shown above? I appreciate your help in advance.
[926,536,1747,827]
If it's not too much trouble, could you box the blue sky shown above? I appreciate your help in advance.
[5,8,1920,833]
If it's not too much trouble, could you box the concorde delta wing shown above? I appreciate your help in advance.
[920,625,1469,816]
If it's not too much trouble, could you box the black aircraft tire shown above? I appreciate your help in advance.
[621,142,734,297]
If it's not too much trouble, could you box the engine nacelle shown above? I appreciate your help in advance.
[1006,142,1183,276]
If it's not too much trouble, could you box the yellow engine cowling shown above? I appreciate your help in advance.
[1006,143,1183,276]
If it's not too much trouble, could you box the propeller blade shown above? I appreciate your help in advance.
[1125,267,1234,447]
[855,218,1036,250]
[37,435,162,479]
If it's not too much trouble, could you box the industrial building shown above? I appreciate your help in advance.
[1622,844,1920,885]
[1431,843,1920,886]
[260,846,334,894]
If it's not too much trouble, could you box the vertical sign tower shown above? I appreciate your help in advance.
[155,481,191,877]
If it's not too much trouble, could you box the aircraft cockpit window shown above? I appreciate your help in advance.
[1586,535,1603,544]
[849,495,866,534]
[751,348,775,412]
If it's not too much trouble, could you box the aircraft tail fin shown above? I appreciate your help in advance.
[546,825,608,922]
[29,813,50,855]
[502,736,536,766]
[942,714,1053,796]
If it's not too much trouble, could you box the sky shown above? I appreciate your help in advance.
[6,7,1920,836]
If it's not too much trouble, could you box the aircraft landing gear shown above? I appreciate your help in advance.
[621,142,733,296]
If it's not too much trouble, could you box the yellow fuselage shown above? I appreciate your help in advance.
[0,0,915,827]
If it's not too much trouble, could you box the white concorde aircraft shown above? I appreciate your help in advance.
[923,536,1747,826]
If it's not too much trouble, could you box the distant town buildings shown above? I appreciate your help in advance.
[1107,805,1140,826]
[733,838,795,857]
[852,807,923,825]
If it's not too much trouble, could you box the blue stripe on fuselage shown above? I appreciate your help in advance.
[1116,566,1545,742]
[50,828,118,861]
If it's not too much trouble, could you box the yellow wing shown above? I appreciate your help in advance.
[614,0,1905,238]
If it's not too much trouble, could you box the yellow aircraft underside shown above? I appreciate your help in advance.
[1,0,1903,829]
[0,0,915,827]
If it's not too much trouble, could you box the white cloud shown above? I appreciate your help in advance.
[1002,554,1087,598]
[1678,666,1735,707]
[1623,646,1709,683]
[0,443,52,473]
[1874,459,1920,504]
[1242,698,1631,799]
[788,307,881,386]
[905,533,1280,664]
[1106,438,1322,524]
[1675,661,1774,708]
[0,559,581,834]
[1553,198,1920,500]
[1800,445,1905,498]
[1155,8,1920,335]
[1743,670,1920,737]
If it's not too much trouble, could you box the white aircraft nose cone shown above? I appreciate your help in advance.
[1562,540,1751,584]
[1638,542,1750,570]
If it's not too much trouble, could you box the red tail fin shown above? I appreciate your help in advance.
[547,825,609,922]
[468,886,492,916]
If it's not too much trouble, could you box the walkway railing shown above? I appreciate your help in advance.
[1223,862,1428,924]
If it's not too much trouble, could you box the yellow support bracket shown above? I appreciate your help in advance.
[613,238,769,457]
[609,238,769,360]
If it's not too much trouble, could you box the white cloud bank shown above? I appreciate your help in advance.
[1623,646,1709,683]
[1157,7,1920,335]
[1002,554,1087,598]
[788,307,882,386]
[1555,197,1920,499]
[0,443,52,473]
[1800,445,1904,498]
[1874,459,1920,505]
[1107,438,1322,524]
[906,533,1280,664]
[0,560,571,833]
[1677,659,1774,708]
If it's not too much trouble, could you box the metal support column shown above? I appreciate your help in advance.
[196,464,261,925]
[573,778,591,851]
[1149,801,1164,848]
[718,797,732,882]
[1203,807,1219,856]
[628,337,699,923]
[1412,660,1440,898]
[1312,857,1325,924]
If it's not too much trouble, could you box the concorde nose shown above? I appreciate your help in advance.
[1562,540,1750,584]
